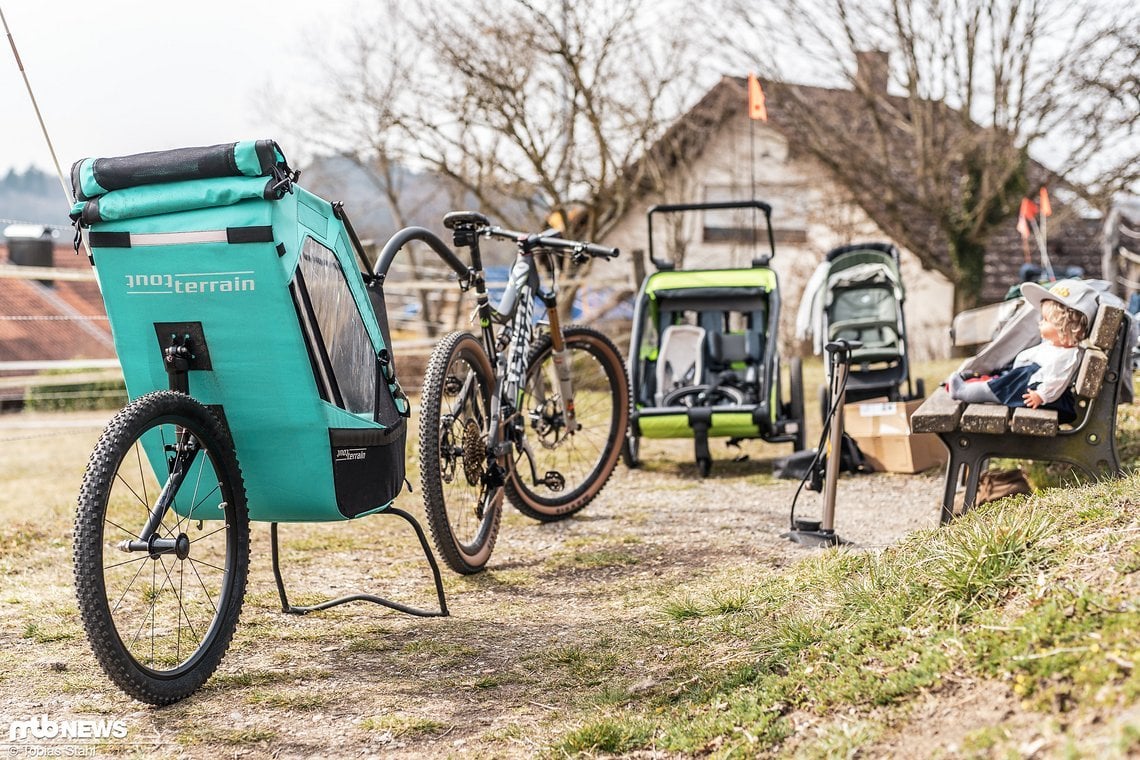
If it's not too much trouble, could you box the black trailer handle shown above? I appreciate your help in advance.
[646,199,775,271]
[373,226,472,286]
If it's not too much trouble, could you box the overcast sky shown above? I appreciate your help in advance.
[1,1,356,186]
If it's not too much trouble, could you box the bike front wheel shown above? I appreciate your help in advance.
[73,391,250,705]
[419,331,502,574]
[506,325,630,522]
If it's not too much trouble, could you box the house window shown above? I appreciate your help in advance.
[702,185,808,244]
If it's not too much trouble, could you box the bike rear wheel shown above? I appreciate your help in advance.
[506,325,629,522]
[73,391,249,705]
[419,331,502,574]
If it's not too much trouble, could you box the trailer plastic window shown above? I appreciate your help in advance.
[293,237,377,415]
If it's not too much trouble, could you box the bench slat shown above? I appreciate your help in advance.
[960,403,1008,434]
[1089,305,1125,351]
[1010,407,1059,436]
[1075,348,1108,398]
[911,386,963,433]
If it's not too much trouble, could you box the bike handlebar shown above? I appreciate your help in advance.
[442,211,618,260]
[489,226,619,260]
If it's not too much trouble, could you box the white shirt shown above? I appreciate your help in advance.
[1012,342,1081,403]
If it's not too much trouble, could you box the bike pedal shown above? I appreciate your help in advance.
[542,471,565,491]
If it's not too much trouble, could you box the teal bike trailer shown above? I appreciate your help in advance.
[624,201,806,476]
[69,141,454,704]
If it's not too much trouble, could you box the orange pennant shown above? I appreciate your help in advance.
[748,73,768,121]
[1039,187,1052,217]
[1017,198,1037,239]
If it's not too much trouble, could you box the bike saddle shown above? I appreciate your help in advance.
[443,211,490,230]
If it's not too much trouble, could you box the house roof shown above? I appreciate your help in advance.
[0,244,115,366]
[630,74,1103,303]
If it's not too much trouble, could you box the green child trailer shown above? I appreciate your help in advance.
[624,200,806,476]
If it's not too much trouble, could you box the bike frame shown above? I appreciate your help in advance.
[373,217,616,491]
[469,236,577,487]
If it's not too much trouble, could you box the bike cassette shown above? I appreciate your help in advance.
[541,470,565,491]
[462,419,486,486]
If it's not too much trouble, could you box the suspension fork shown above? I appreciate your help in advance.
[541,291,578,432]
[117,430,201,557]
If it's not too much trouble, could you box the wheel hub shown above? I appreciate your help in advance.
[531,399,569,450]
[174,533,191,560]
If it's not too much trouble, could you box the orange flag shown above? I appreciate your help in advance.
[748,73,768,121]
[1016,198,1037,239]
[1039,187,1052,217]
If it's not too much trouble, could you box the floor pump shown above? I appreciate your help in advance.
[784,339,862,547]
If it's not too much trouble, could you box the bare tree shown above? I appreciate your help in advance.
[293,0,451,333]
[716,0,1139,310]
[302,0,706,322]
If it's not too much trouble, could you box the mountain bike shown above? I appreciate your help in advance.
[416,211,630,574]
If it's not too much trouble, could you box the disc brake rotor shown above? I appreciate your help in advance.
[532,398,569,450]
[461,418,486,486]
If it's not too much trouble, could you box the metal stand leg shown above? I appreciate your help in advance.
[271,507,449,617]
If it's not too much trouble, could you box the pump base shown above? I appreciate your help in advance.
[781,519,849,547]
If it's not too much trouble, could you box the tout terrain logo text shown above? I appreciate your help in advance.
[335,448,367,462]
[124,271,256,295]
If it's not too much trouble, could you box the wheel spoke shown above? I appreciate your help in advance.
[189,524,228,544]
[113,470,150,513]
[186,556,227,575]
[108,553,153,615]
[104,517,142,542]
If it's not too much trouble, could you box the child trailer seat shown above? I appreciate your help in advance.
[655,324,706,404]
[71,139,446,616]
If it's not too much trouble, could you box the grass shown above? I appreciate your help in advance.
[549,474,1140,756]
[2,365,1139,757]
[359,714,450,737]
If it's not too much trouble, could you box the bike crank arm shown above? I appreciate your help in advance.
[514,438,566,492]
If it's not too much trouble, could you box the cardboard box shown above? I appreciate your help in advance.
[843,399,947,474]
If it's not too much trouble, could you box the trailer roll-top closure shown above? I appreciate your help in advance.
[71,139,290,201]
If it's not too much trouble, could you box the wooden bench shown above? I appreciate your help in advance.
[912,303,1129,524]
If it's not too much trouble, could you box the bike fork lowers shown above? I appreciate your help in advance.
[541,292,577,433]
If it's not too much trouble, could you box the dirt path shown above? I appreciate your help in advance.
[1,434,945,758]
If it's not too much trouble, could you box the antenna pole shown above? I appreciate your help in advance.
[2,6,90,257]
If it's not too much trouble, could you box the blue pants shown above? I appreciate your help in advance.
[987,364,1076,423]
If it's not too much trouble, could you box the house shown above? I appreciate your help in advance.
[600,57,1104,361]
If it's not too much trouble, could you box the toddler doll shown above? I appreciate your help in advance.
[948,280,1098,423]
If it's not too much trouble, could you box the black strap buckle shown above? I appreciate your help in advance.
[267,165,300,197]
